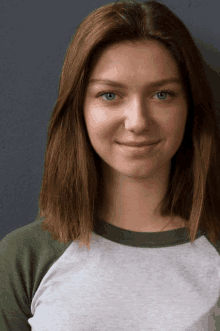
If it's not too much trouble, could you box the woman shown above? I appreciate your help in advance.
[1,0,220,330]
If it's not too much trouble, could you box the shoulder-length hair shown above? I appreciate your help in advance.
[37,0,220,247]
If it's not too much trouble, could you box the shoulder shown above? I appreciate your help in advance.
[0,218,72,330]
[0,217,73,266]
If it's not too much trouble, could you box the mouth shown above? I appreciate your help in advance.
[117,141,160,155]
[117,141,160,147]
[118,142,157,147]
[117,140,160,147]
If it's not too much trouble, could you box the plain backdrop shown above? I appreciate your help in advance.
[0,0,220,240]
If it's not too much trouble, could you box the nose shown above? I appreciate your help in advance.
[123,101,153,133]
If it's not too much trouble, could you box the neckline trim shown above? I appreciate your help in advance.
[93,217,206,248]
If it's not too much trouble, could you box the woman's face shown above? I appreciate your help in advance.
[83,40,188,180]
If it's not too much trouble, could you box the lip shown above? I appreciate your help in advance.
[117,140,160,155]
[118,140,160,147]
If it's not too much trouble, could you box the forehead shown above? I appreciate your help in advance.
[88,41,181,86]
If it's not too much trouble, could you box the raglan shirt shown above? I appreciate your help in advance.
[1,216,220,331]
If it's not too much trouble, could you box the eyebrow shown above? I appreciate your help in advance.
[88,78,182,89]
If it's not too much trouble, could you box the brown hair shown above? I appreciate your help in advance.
[37,0,220,247]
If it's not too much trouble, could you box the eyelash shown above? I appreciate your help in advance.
[97,90,176,103]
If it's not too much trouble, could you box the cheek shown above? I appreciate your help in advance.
[165,107,187,145]
[86,107,115,137]
[84,107,111,149]
[85,104,106,126]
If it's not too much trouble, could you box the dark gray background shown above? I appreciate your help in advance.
[1,0,220,240]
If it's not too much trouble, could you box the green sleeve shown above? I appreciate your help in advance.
[0,218,72,330]
[0,232,32,330]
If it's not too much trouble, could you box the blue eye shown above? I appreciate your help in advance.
[100,92,117,102]
[98,91,175,103]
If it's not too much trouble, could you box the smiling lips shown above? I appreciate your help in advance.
[118,140,160,147]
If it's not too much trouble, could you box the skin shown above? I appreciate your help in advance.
[83,40,188,232]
